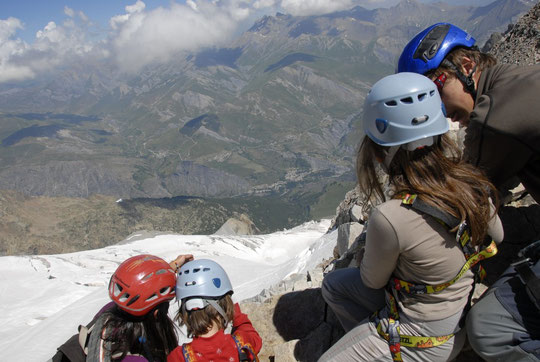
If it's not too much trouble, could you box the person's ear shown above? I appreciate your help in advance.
[154,309,159,318]
[461,56,476,76]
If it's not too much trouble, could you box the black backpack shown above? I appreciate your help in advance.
[52,306,118,362]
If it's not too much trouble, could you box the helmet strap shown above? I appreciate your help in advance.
[182,298,230,327]
[383,145,401,171]
[441,59,477,100]
[206,299,229,327]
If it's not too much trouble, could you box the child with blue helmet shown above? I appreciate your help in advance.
[168,259,262,362]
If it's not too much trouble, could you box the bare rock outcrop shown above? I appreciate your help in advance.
[490,2,540,65]
[214,213,261,235]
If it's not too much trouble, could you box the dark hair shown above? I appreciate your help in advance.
[425,47,497,79]
[175,295,234,338]
[357,134,498,246]
[101,302,178,361]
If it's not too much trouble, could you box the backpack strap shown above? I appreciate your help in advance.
[181,343,196,362]
[401,193,460,229]
[512,240,540,310]
[86,314,113,362]
[232,334,259,362]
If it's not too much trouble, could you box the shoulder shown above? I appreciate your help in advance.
[368,199,419,242]
[372,198,419,224]
[167,346,185,362]
[479,63,540,97]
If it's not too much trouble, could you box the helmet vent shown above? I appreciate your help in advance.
[412,115,429,125]
[127,295,140,306]
[113,283,123,297]
[400,97,413,104]
[413,24,450,61]
[160,286,171,295]
[155,269,167,275]
[193,268,201,273]
[418,93,427,101]
[142,272,154,281]
[385,100,397,107]
[430,90,435,96]
[203,268,210,272]
[145,294,158,302]
[119,292,130,303]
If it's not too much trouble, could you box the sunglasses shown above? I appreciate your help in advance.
[434,73,447,93]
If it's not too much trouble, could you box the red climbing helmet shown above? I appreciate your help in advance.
[109,254,176,316]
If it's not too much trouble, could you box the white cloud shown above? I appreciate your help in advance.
[0,17,35,82]
[253,0,278,9]
[279,0,356,16]
[187,0,198,11]
[110,0,146,30]
[110,0,254,72]
[0,0,373,83]
[64,6,75,18]
[79,11,89,23]
[126,0,146,13]
[0,12,99,83]
[0,17,23,41]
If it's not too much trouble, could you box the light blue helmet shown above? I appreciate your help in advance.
[176,259,233,311]
[397,23,475,74]
[363,72,448,151]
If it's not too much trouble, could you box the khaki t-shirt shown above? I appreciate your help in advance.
[360,198,503,321]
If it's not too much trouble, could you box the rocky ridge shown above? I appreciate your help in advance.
[490,1,540,64]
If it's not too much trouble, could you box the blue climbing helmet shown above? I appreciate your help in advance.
[397,23,475,75]
[363,72,448,167]
[176,259,233,313]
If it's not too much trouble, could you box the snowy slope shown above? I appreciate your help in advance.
[0,219,336,361]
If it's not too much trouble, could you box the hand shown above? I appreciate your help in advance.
[170,254,194,272]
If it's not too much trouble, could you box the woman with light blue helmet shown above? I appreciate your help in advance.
[319,72,503,361]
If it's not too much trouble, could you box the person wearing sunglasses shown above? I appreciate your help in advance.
[398,22,540,205]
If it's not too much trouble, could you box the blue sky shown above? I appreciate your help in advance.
[0,1,176,42]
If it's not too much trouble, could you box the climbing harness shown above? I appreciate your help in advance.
[180,333,259,361]
[372,193,498,361]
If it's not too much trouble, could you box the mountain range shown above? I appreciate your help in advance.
[0,0,534,200]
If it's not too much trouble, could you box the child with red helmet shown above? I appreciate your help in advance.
[167,259,262,362]
[52,253,193,362]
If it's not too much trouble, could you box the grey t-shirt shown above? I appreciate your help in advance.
[361,198,503,321]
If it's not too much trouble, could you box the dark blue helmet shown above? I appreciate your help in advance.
[397,23,475,74]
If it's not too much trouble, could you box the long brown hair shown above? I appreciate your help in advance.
[103,302,178,361]
[357,134,498,246]
[175,295,235,338]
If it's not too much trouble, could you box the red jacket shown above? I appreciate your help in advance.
[167,303,262,362]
